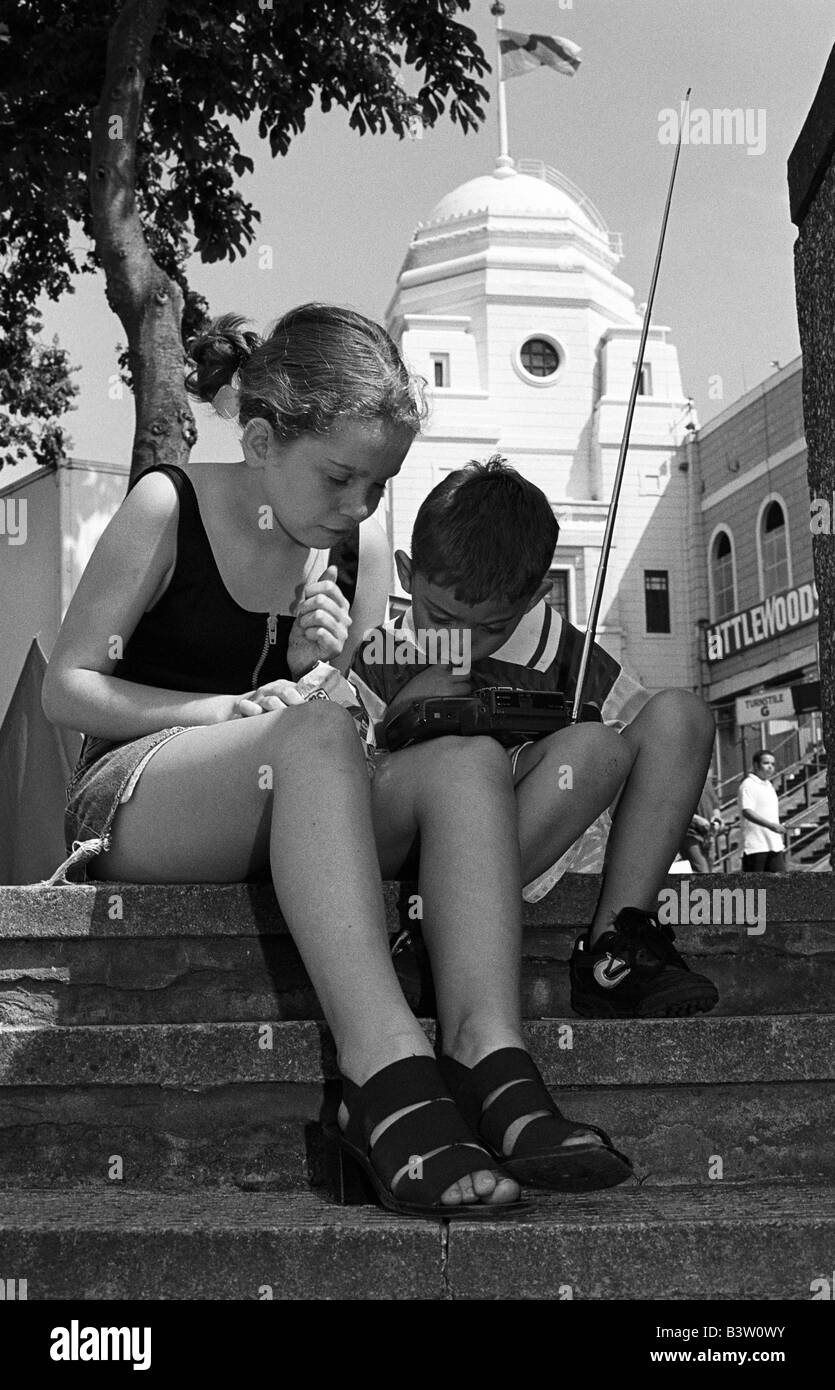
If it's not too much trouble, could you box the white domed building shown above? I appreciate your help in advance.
[383,156,700,694]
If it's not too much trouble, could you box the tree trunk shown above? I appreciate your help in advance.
[89,0,196,486]
[790,45,835,863]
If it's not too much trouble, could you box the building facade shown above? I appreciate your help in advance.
[686,358,820,786]
[0,458,130,724]
[383,156,700,695]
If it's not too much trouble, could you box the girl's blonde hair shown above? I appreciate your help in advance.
[186,303,425,439]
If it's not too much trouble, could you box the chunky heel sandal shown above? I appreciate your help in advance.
[324,1140,379,1207]
[323,1055,527,1220]
[437,1047,633,1192]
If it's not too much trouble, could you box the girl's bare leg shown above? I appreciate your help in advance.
[94,703,517,1205]
[372,735,526,1062]
[371,735,601,1152]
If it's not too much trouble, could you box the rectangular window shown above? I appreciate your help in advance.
[635,362,653,396]
[546,568,571,621]
[431,353,450,388]
[644,570,670,633]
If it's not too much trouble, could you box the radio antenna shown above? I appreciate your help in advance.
[571,88,692,722]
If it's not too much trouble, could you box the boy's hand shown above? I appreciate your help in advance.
[381,664,473,750]
[288,564,352,677]
[387,663,472,719]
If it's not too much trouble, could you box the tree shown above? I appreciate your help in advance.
[0,0,489,481]
[0,296,79,471]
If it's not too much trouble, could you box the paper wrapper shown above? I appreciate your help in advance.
[295,663,375,753]
[296,661,360,707]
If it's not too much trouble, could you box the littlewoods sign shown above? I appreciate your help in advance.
[706,582,818,662]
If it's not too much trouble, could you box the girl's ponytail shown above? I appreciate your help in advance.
[185,314,262,404]
[187,303,425,441]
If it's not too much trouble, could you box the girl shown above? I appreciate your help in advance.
[43,304,631,1217]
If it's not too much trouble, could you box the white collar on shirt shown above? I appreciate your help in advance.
[397,600,563,671]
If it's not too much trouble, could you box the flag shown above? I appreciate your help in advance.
[499,30,582,81]
[0,638,82,884]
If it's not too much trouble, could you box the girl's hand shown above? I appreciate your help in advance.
[288,564,352,677]
[233,680,306,717]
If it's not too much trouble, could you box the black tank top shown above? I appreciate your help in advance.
[113,464,360,695]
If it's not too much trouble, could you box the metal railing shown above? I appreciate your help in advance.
[714,729,803,806]
[515,159,623,255]
[711,744,828,872]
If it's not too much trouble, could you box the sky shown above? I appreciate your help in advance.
[32,0,835,470]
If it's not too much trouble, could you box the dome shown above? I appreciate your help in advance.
[420,159,606,237]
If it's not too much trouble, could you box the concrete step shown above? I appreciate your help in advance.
[1,1017,833,1190]
[5,874,834,938]
[2,1014,833,1087]
[1,1183,833,1300]
[1,1079,832,1192]
[5,926,833,1022]
[2,876,834,1022]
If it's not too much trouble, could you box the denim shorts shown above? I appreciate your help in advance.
[62,727,191,881]
[61,722,387,884]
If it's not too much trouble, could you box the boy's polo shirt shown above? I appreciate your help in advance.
[350,601,650,734]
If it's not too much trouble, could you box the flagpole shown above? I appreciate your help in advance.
[490,1,511,165]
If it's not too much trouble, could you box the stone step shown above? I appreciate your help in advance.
[1,1016,833,1191]
[1,1183,833,1299]
[1,1079,832,1192]
[3,874,833,938]
[4,926,833,1023]
[2,1015,832,1087]
[2,876,833,1023]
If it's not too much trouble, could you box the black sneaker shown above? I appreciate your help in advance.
[569,907,720,1018]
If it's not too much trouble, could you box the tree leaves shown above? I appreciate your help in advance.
[0,0,489,467]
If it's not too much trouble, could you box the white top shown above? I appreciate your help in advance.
[738,774,782,854]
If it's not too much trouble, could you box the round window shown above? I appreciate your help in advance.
[520,337,560,378]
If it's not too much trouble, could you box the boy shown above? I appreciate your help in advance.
[351,457,719,1018]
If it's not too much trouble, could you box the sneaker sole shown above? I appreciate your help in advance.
[570,987,720,1020]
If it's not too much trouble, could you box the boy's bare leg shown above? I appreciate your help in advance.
[512,724,634,886]
[590,690,715,942]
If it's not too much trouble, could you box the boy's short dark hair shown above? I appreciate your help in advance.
[411,455,559,606]
[752,749,775,768]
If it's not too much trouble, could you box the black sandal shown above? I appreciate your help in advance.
[324,1055,527,1219]
[437,1047,633,1192]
